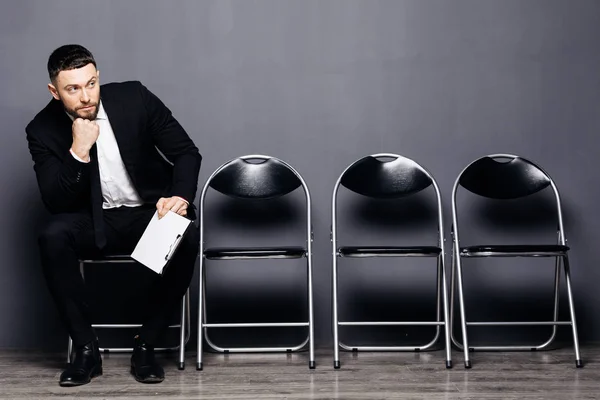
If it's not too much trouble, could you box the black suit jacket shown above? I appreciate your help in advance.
[26,81,202,219]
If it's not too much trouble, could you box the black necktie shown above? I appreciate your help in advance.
[89,145,107,249]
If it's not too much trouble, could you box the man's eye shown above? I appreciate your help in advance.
[88,81,95,87]
[67,87,77,93]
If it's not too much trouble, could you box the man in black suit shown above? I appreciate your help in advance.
[26,44,201,386]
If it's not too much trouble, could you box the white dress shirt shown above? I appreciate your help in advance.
[69,102,144,209]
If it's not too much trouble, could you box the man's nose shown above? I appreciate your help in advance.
[80,89,90,103]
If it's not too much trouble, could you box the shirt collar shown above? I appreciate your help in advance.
[96,102,107,120]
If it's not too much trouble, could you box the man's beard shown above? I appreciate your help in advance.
[65,103,99,120]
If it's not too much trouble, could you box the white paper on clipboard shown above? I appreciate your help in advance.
[131,210,192,274]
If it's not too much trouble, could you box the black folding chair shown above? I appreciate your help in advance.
[332,153,452,369]
[450,154,582,368]
[196,155,315,370]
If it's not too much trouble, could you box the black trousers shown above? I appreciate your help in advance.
[37,205,199,347]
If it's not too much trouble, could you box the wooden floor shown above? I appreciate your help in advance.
[0,345,598,399]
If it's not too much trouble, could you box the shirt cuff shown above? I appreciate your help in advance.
[173,196,189,205]
[70,148,91,163]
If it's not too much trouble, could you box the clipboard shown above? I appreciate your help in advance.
[131,210,192,274]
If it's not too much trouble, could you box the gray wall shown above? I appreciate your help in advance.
[1,0,599,350]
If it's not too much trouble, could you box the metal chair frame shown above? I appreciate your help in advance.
[450,153,582,368]
[196,155,315,370]
[332,153,452,369]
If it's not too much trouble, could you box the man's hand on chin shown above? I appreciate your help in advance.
[156,196,188,219]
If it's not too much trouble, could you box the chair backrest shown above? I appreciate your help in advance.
[199,154,312,247]
[458,155,551,199]
[332,153,444,247]
[339,154,433,199]
[452,154,565,244]
[208,156,302,199]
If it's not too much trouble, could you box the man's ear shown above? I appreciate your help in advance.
[48,82,60,101]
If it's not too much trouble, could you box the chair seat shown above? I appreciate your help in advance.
[79,254,134,263]
[460,244,569,257]
[204,246,306,260]
[338,246,441,258]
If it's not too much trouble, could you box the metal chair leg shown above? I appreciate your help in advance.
[440,255,453,369]
[196,256,205,371]
[186,288,191,345]
[178,291,187,370]
[67,336,73,364]
[307,255,315,369]
[332,254,340,369]
[434,256,442,347]
[454,251,471,368]
[449,243,461,349]
[563,255,583,368]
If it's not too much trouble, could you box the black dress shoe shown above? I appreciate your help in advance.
[59,340,102,387]
[131,337,164,383]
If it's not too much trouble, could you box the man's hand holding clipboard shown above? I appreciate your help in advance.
[131,210,192,274]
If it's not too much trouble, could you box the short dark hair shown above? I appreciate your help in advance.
[47,44,96,82]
